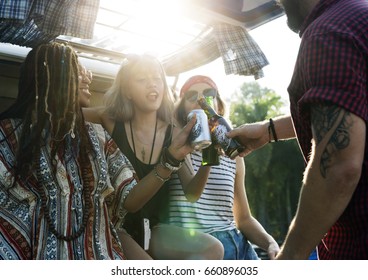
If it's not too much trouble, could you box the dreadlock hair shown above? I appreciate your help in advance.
[6,42,94,181]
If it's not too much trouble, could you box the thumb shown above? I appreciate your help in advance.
[183,113,196,132]
[226,127,239,139]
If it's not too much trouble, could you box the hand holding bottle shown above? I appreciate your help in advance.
[197,97,244,159]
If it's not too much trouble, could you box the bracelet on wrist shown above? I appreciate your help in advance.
[268,118,278,143]
[160,148,183,172]
[160,148,184,172]
[160,156,183,172]
[163,147,184,166]
[153,164,171,183]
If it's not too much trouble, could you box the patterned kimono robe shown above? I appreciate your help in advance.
[0,119,136,259]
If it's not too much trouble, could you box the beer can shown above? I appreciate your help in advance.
[187,109,212,150]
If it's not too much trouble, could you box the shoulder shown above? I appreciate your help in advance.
[0,118,11,128]
[82,106,104,123]
[85,122,112,144]
[0,118,22,135]
[86,122,105,133]
[235,156,245,174]
[83,106,116,135]
[235,156,244,165]
[0,118,20,126]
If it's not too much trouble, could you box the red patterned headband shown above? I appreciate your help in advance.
[180,75,218,98]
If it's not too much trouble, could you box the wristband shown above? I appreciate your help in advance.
[160,147,184,171]
[163,147,184,166]
[153,164,171,182]
[268,118,278,143]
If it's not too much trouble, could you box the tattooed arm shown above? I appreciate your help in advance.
[276,105,365,259]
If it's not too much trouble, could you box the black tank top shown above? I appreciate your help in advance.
[112,121,173,243]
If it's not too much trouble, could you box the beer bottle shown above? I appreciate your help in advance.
[201,96,220,166]
[198,97,245,159]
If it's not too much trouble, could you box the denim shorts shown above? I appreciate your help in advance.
[210,229,260,260]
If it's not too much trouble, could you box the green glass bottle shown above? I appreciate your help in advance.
[198,97,245,159]
[201,96,220,166]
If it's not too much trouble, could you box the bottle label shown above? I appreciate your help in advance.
[213,124,231,150]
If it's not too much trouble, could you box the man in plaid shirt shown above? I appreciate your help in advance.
[228,0,368,259]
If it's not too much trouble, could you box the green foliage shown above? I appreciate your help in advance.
[229,81,305,244]
[230,82,284,126]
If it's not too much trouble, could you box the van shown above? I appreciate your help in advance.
[0,0,284,112]
[0,0,288,260]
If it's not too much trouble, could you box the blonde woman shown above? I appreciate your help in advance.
[83,54,224,260]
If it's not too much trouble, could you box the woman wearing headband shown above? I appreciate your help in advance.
[169,75,280,260]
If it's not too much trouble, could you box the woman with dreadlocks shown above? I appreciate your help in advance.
[0,42,164,259]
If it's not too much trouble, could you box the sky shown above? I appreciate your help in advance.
[177,15,301,112]
[91,3,301,113]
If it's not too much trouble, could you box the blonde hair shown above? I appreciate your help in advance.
[104,54,174,123]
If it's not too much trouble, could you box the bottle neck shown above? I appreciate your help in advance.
[198,97,218,118]
[204,96,214,107]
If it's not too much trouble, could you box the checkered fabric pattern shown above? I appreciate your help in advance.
[214,22,269,79]
[162,29,220,76]
[37,0,99,38]
[0,0,31,20]
[0,0,99,47]
[288,0,368,259]
[163,22,269,79]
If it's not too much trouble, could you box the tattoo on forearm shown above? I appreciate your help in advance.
[311,105,352,177]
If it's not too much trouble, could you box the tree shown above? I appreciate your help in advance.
[230,82,284,124]
[229,82,304,243]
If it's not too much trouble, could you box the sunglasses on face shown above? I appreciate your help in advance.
[78,65,93,81]
[184,88,217,103]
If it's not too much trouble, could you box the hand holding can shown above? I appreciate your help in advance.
[187,109,212,150]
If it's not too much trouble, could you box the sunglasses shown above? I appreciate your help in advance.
[78,65,93,81]
[184,88,217,103]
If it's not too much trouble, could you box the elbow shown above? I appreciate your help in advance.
[331,160,362,196]
[346,160,362,182]
[123,200,142,213]
[124,205,140,213]
[340,160,361,185]
[185,193,200,203]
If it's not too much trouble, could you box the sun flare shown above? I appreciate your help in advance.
[96,0,198,57]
